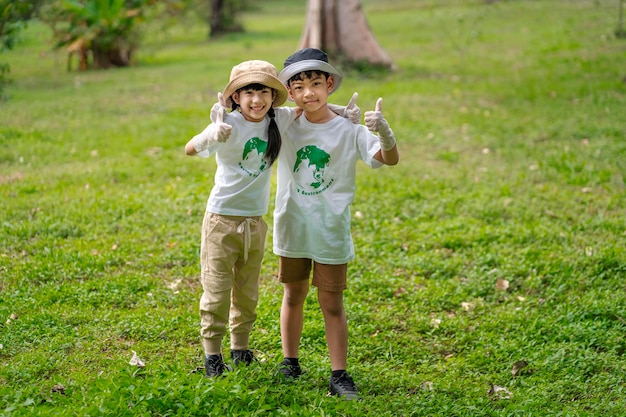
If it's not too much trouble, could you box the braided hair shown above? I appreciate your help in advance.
[264,106,281,166]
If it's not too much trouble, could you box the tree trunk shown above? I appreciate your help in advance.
[92,46,132,69]
[209,0,225,38]
[299,0,395,69]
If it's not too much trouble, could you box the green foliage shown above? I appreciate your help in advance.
[0,0,38,98]
[39,0,148,68]
[1,0,625,415]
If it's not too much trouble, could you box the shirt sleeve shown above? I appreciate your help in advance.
[356,125,383,168]
[274,106,300,133]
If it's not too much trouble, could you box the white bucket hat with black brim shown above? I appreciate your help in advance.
[278,48,343,99]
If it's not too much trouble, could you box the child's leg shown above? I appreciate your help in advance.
[312,262,348,371]
[317,289,348,371]
[278,257,312,358]
[230,217,267,351]
[200,213,238,355]
[280,280,309,358]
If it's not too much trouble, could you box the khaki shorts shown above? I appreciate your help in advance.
[278,257,347,292]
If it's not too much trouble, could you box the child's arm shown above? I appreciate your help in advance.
[365,98,399,165]
[185,106,232,156]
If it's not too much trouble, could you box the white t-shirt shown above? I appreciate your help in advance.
[273,114,382,264]
[193,108,298,216]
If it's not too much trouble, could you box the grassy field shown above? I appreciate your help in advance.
[1,0,625,415]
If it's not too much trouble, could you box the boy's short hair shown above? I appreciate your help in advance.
[287,70,330,86]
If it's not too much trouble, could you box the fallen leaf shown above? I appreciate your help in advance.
[421,381,434,391]
[488,384,512,399]
[393,287,406,297]
[129,351,145,368]
[461,302,475,311]
[51,384,66,395]
[495,278,509,291]
[167,279,182,290]
[512,360,528,376]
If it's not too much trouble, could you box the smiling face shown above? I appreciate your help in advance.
[232,84,275,122]
[287,71,335,114]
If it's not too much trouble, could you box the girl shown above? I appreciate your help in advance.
[185,60,297,377]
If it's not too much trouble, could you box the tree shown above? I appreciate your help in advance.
[0,0,38,98]
[204,0,248,38]
[40,0,150,70]
[299,0,394,70]
[40,0,189,71]
[617,0,625,38]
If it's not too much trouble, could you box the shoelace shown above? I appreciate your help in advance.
[236,218,257,263]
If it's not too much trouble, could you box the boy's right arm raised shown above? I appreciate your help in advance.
[364,98,399,165]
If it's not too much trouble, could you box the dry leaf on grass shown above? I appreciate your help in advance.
[488,384,512,399]
[51,384,66,395]
[512,360,529,376]
[495,278,509,291]
[129,351,145,368]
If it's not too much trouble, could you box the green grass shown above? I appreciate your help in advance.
[1,0,625,415]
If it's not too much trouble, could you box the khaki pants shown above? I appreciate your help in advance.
[199,212,267,355]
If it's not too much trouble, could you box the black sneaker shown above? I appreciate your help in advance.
[231,349,255,366]
[329,371,360,400]
[204,354,229,378]
[277,359,302,379]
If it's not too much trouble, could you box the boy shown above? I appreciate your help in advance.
[273,48,399,400]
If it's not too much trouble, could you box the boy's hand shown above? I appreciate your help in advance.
[364,98,396,151]
[344,92,361,124]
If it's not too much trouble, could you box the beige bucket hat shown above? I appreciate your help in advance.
[222,60,288,108]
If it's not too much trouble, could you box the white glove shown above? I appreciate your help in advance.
[209,92,229,123]
[343,92,361,124]
[364,98,396,151]
[193,105,232,152]
[327,92,361,124]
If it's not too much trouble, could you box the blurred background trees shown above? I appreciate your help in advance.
[1,0,41,97]
[0,0,250,74]
[299,0,394,70]
[1,0,392,82]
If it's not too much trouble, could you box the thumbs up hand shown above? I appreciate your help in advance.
[212,106,232,143]
[327,92,361,124]
[343,92,361,124]
[364,98,396,151]
[364,98,386,132]
[193,94,233,152]
[210,92,229,123]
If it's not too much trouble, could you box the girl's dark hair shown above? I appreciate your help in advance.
[265,107,281,166]
[231,83,281,166]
